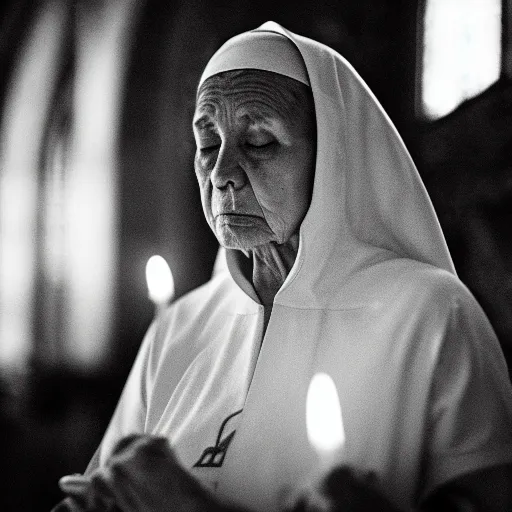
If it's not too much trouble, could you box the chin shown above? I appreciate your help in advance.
[215,223,275,251]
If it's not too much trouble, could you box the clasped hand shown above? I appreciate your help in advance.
[52,435,219,512]
[52,434,398,512]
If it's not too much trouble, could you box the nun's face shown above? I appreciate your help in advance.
[193,70,316,250]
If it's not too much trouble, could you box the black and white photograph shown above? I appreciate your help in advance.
[0,1,511,510]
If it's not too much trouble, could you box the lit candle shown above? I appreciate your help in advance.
[145,255,174,317]
[306,372,345,470]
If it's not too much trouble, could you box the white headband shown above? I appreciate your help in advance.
[199,30,310,88]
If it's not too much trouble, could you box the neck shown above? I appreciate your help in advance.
[250,233,300,306]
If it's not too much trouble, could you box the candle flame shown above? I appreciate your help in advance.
[306,372,345,456]
[146,255,174,305]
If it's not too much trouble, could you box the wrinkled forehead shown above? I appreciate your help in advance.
[195,70,301,126]
[199,30,309,88]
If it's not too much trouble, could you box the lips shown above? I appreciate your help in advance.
[215,212,259,218]
[215,213,263,226]
[211,190,264,223]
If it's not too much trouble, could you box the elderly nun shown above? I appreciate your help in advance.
[53,22,512,512]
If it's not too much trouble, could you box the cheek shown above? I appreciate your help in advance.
[284,144,315,208]
[194,154,211,184]
[194,160,214,217]
[253,152,313,233]
[251,156,305,208]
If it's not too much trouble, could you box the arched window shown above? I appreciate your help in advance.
[421,0,502,119]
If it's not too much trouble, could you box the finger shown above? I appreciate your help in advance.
[50,496,86,512]
[139,435,171,454]
[112,434,145,456]
[123,435,172,459]
[109,435,169,469]
[363,470,379,487]
[107,435,175,475]
[88,472,118,510]
[98,464,143,512]
[321,466,354,496]
[59,474,91,496]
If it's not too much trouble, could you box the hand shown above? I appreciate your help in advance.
[53,435,222,512]
[51,472,118,511]
[284,466,401,512]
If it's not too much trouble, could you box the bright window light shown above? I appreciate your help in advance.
[422,0,502,119]
[0,2,66,370]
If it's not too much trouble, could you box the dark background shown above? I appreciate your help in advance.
[1,0,511,510]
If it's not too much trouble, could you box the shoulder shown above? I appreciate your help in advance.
[367,258,477,313]
[352,258,497,348]
[157,272,236,331]
[171,269,258,315]
[147,271,257,355]
[168,271,236,316]
[133,274,232,372]
[381,261,508,383]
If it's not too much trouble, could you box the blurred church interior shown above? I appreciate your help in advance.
[0,0,511,509]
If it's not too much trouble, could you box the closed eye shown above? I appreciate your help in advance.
[199,144,220,153]
[246,141,275,150]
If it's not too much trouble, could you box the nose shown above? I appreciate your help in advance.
[210,143,246,190]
